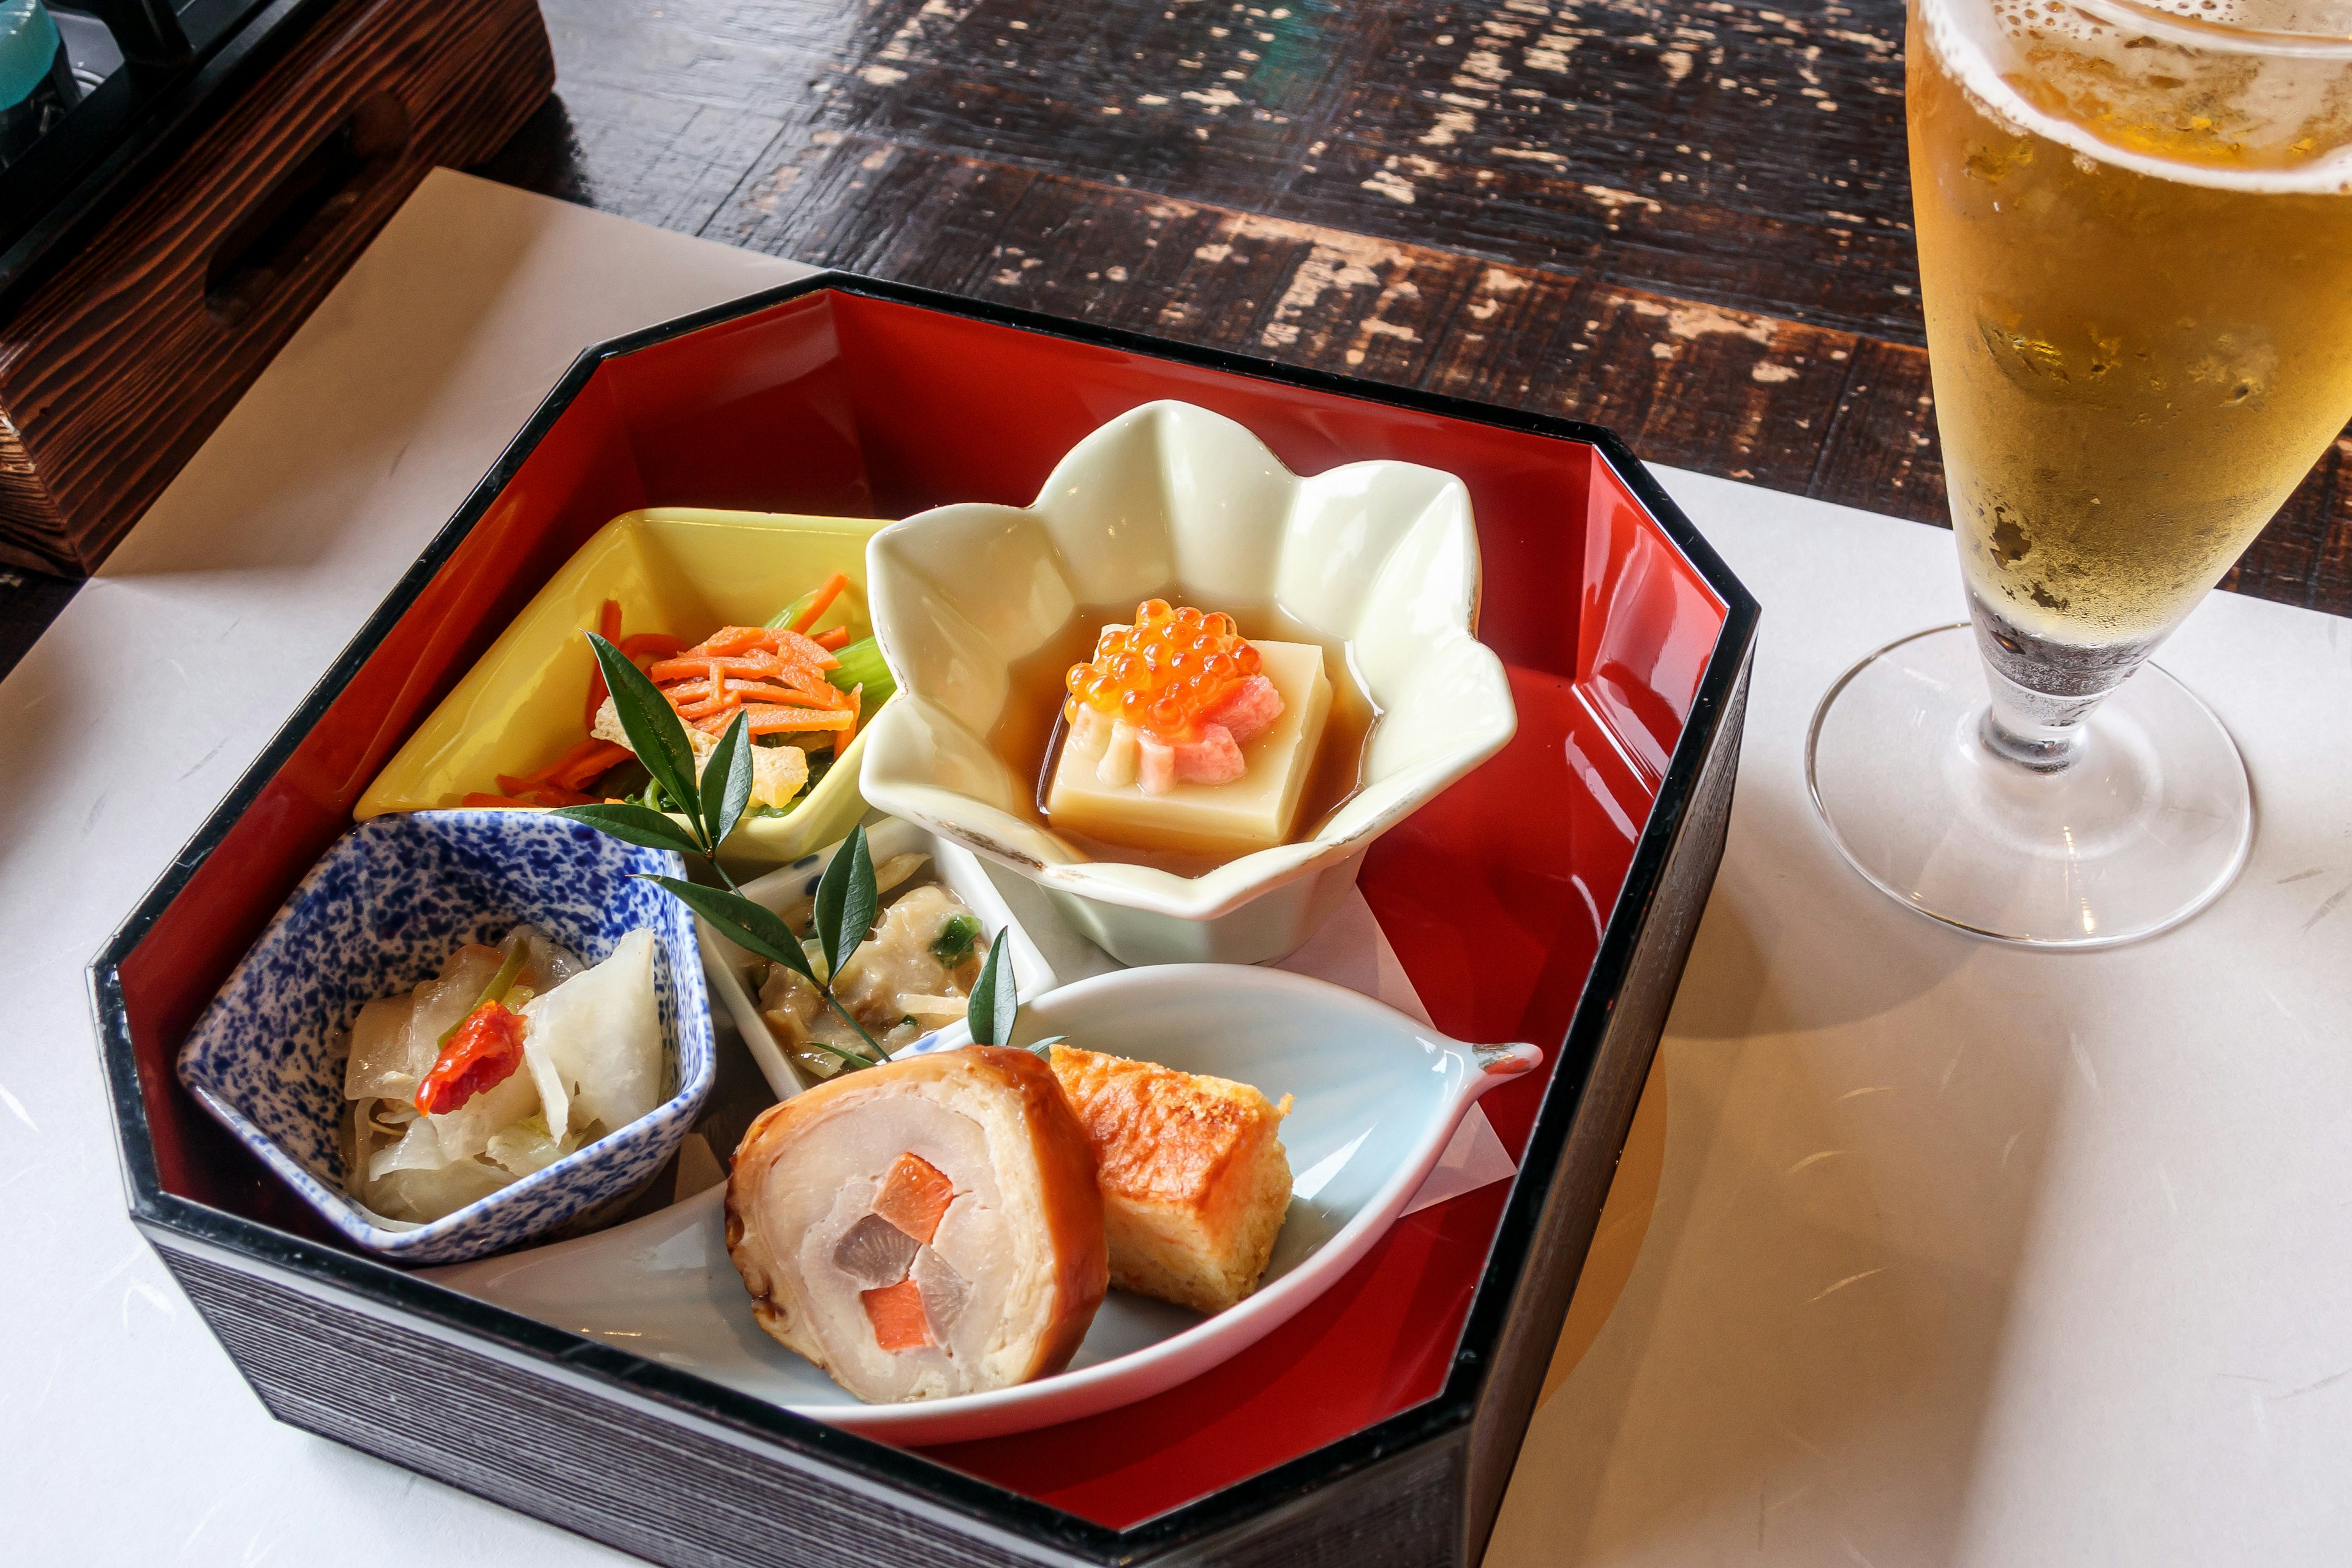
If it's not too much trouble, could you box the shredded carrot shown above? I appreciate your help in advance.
[734,704,856,736]
[551,741,633,791]
[835,683,863,753]
[769,627,840,670]
[694,626,771,657]
[789,571,850,635]
[665,674,850,709]
[531,592,859,806]
[649,650,831,684]
[464,793,530,809]
[518,736,617,786]
[499,778,596,807]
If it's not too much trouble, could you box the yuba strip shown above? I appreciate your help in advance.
[859,1276,934,1352]
[872,1152,955,1244]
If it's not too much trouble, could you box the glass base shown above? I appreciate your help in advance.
[1806,624,2252,948]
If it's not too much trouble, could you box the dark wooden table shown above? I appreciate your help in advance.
[7,0,2346,676]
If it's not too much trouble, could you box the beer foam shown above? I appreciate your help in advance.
[1923,0,2352,191]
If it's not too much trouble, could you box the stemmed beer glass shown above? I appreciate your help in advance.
[1809,0,2352,944]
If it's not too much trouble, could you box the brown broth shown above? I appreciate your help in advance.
[986,595,1380,875]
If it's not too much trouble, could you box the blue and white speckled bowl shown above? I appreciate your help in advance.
[176,810,715,1264]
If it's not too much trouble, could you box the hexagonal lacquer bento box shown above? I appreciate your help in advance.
[93,276,1756,1568]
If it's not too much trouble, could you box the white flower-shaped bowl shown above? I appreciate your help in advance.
[857,401,1517,966]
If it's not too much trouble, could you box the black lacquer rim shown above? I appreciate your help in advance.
[89,271,1761,1564]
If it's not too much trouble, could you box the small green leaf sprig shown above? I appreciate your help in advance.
[964,928,1061,1061]
[553,634,894,1069]
[554,634,1051,1074]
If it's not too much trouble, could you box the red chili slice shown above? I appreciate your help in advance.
[414,1001,527,1115]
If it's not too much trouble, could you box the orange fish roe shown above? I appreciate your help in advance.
[1063,600,1263,744]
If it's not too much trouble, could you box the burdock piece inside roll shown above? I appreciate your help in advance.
[725,1048,1107,1403]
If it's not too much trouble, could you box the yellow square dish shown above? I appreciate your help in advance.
[357,508,892,869]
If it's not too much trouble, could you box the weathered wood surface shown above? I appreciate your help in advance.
[0,0,553,578]
[473,0,2351,616]
[3,0,2344,663]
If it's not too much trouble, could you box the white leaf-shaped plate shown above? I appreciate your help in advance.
[421,963,1538,1444]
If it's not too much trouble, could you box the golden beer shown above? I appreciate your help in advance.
[1909,0,2352,648]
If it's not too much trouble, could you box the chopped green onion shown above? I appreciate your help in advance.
[827,636,896,713]
[929,912,983,968]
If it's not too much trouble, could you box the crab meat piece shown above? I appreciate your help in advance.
[1202,675,1283,745]
[1174,723,1246,785]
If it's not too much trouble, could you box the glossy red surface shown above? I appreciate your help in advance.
[115,285,1728,1528]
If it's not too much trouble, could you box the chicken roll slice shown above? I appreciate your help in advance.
[725,1048,1106,1403]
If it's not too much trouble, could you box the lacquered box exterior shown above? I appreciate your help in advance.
[92,274,1757,1567]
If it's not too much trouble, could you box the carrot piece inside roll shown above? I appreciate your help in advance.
[861,1276,935,1353]
[873,1152,956,1245]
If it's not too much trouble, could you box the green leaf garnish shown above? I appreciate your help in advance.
[813,824,880,981]
[584,631,699,826]
[1024,1035,1065,1061]
[929,911,983,969]
[641,874,814,982]
[701,709,755,852]
[551,801,707,858]
[966,929,1019,1048]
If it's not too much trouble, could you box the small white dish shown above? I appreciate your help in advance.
[698,816,1058,1101]
[420,963,1539,1444]
[857,400,1517,966]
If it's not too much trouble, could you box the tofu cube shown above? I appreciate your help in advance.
[1046,638,1332,859]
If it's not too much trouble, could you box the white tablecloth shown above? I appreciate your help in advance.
[4,172,2345,1565]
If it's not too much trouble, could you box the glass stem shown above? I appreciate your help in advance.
[1966,590,2160,774]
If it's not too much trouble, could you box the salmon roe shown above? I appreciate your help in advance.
[1064,600,1262,742]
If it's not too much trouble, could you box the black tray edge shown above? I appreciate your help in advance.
[89,271,1763,1567]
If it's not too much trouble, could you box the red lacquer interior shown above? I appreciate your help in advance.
[116,289,1727,1527]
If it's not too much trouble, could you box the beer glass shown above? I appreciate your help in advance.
[1809,0,2352,944]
